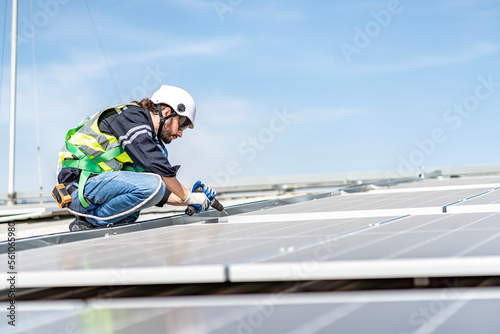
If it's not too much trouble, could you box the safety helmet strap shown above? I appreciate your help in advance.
[156,103,177,147]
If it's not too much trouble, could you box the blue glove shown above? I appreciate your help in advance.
[192,180,216,200]
[183,192,210,213]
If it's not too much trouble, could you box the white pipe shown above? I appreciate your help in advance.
[7,0,18,205]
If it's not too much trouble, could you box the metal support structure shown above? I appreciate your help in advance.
[7,0,18,205]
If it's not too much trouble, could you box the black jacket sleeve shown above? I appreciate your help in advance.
[99,106,180,177]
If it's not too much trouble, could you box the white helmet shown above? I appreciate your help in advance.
[151,85,196,129]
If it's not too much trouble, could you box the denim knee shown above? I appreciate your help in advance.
[150,179,166,206]
[138,173,166,207]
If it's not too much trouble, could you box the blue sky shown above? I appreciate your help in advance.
[1,0,499,193]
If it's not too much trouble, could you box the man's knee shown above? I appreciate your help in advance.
[139,174,166,205]
[138,173,163,194]
[153,179,167,204]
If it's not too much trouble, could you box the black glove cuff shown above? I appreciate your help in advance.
[155,189,172,207]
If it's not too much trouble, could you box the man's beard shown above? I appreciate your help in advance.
[161,133,172,144]
[160,129,177,144]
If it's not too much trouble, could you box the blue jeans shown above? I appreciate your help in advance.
[69,171,166,227]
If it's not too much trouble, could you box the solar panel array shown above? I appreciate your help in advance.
[2,176,500,332]
[2,288,500,333]
[2,177,500,286]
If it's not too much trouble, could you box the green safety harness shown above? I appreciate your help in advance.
[62,104,176,208]
[62,109,139,208]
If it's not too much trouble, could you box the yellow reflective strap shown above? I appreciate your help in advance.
[68,132,106,153]
[89,117,118,144]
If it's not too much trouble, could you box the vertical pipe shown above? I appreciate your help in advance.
[7,0,18,205]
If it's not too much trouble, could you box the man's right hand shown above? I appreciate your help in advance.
[192,180,216,200]
[183,191,210,213]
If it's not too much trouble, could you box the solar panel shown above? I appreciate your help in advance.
[4,211,500,286]
[2,177,500,288]
[225,186,500,223]
[386,175,500,188]
[229,211,500,281]
[0,216,400,287]
[2,288,500,333]
[256,212,500,261]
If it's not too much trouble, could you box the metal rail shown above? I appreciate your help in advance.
[3,163,500,204]
[0,191,339,254]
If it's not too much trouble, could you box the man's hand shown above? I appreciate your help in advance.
[192,180,216,200]
[183,191,210,213]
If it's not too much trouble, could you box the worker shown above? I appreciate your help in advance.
[56,85,215,231]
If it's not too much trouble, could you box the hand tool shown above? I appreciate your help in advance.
[185,186,227,216]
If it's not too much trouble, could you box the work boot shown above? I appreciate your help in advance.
[69,217,97,231]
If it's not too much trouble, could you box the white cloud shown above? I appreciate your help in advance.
[439,0,497,10]
[166,0,306,23]
[268,9,306,23]
[358,42,499,74]
[216,1,306,23]
[167,0,213,11]
[246,41,499,78]
[56,36,243,78]
[197,95,257,128]
[132,36,244,60]
[296,107,360,123]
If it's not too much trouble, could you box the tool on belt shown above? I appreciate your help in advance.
[52,184,72,208]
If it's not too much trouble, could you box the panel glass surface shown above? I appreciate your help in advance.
[2,289,500,334]
[256,212,500,262]
[240,188,494,215]
[0,216,399,272]
[3,177,500,287]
